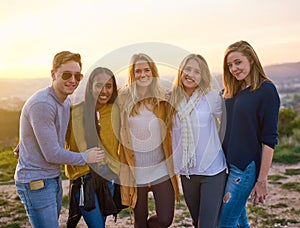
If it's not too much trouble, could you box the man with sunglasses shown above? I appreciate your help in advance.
[14,51,105,228]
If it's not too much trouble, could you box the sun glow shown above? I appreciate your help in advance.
[1,0,300,79]
[0,56,4,70]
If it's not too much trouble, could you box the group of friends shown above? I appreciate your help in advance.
[13,40,280,228]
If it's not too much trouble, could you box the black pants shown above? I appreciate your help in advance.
[134,178,175,228]
[181,170,227,228]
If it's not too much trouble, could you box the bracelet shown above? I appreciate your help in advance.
[256,179,267,184]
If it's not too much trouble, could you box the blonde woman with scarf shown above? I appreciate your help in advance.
[167,54,227,228]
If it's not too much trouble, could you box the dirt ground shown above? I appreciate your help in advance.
[61,162,300,227]
[1,162,299,227]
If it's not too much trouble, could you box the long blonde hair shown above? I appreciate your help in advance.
[223,40,271,98]
[167,54,212,128]
[119,53,165,115]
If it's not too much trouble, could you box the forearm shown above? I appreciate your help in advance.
[251,144,274,205]
[257,144,274,182]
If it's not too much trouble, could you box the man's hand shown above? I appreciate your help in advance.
[86,147,105,163]
[13,144,20,159]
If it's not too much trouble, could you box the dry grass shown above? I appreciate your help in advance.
[1,163,300,227]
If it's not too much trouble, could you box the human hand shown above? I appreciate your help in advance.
[86,147,105,163]
[250,180,268,206]
[13,144,20,159]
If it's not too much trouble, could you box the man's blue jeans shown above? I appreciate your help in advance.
[75,180,115,228]
[16,177,62,228]
[219,161,256,228]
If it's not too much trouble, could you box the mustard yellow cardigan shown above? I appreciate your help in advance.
[117,94,180,208]
[65,103,120,180]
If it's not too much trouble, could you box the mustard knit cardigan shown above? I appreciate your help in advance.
[65,103,120,180]
[117,95,180,208]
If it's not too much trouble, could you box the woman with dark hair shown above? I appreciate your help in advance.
[65,67,120,228]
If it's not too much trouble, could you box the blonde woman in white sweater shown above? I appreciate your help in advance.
[117,53,180,228]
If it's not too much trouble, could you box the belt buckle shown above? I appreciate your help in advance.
[29,180,45,190]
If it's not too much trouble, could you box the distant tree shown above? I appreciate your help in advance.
[0,109,20,150]
[292,118,300,129]
[278,108,299,139]
[294,93,300,101]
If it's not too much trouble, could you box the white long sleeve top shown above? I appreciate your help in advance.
[172,91,227,176]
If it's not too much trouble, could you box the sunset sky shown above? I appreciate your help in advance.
[1,0,300,79]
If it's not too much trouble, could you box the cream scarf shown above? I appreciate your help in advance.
[177,91,201,172]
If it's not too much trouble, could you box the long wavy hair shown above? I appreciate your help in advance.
[83,67,118,147]
[223,40,271,98]
[166,54,212,128]
[119,53,165,116]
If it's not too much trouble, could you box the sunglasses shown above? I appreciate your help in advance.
[58,71,83,81]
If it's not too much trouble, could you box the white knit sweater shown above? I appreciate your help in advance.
[129,107,168,185]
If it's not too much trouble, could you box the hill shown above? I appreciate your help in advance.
[0,61,299,111]
[0,77,51,101]
[0,77,50,110]
[264,62,300,81]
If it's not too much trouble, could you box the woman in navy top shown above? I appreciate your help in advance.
[219,40,280,228]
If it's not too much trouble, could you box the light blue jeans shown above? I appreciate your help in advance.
[75,180,114,228]
[219,161,256,228]
[16,177,62,228]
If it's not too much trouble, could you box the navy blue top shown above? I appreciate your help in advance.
[223,81,280,176]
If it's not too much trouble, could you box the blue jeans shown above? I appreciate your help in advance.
[75,180,115,228]
[219,161,256,228]
[16,177,62,228]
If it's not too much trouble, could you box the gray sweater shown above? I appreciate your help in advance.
[14,86,87,183]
